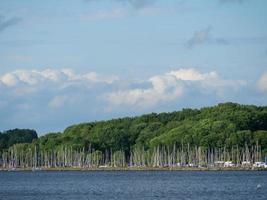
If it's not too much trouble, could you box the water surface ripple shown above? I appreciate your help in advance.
[0,171,266,200]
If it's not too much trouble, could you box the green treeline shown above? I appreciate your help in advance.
[0,129,37,151]
[1,102,267,169]
[37,102,267,154]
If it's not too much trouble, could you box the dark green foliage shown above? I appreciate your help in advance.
[37,132,62,151]
[38,102,267,154]
[0,129,38,151]
[2,103,267,155]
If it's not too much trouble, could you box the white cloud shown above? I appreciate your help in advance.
[0,68,247,110]
[257,72,267,92]
[1,73,18,86]
[105,68,246,108]
[83,72,119,84]
[166,68,216,81]
[106,74,183,108]
[0,68,118,88]
[0,67,261,133]
[40,69,63,82]
[0,69,60,87]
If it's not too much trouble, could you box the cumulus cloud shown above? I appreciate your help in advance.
[0,67,252,132]
[166,68,212,81]
[0,68,118,88]
[1,73,18,87]
[105,68,246,109]
[0,68,246,110]
[106,74,184,108]
[186,27,228,48]
[257,72,267,92]
[0,16,21,33]
[0,68,121,132]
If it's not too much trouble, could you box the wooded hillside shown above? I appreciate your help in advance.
[1,103,267,169]
[37,102,267,153]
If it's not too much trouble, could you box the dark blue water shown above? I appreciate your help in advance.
[0,171,266,200]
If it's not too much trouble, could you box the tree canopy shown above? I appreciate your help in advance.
[1,103,267,155]
[33,102,267,154]
[0,129,38,151]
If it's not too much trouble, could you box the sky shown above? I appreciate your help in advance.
[0,0,267,134]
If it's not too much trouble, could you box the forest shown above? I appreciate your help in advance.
[1,102,267,169]
[0,129,37,151]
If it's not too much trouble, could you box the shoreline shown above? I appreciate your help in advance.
[1,167,267,172]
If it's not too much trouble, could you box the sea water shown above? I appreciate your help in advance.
[0,171,266,200]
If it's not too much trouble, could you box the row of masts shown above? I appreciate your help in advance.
[0,143,265,169]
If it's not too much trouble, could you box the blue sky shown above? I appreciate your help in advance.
[0,0,267,134]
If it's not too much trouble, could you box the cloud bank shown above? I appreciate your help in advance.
[0,68,247,109]
[0,68,118,88]
[1,68,264,133]
[106,68,246,109]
